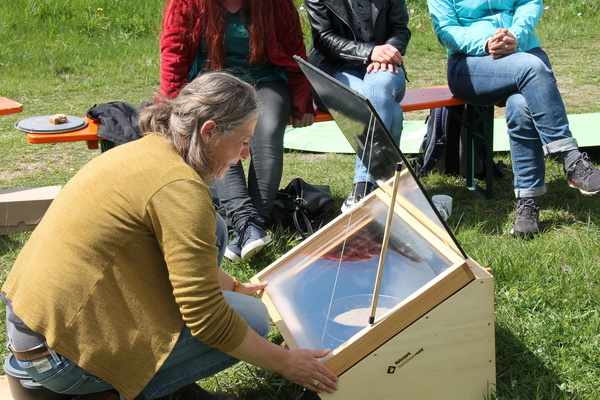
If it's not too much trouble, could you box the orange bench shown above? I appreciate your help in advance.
[0,97,23,116]
[24,86,466,146]
[20,85,496,197]
[314,85,466,123]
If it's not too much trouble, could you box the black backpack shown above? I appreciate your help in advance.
[414,105,505,179]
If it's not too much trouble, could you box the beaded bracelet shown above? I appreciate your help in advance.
[232,278,241,292]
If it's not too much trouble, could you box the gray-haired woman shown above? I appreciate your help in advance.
[2,72,338,400]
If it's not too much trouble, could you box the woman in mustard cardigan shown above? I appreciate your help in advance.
[2,72,338,400]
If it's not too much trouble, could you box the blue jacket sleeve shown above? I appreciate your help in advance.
[509,0,544,50]
[427,0,543,56]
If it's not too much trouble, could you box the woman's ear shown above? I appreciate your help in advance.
[199,120,218,144]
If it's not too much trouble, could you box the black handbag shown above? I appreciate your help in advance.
[270,178,335,239]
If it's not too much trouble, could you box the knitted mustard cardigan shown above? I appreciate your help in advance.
[3,134,247,399]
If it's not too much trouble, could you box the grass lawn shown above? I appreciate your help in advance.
[1,1,599,399]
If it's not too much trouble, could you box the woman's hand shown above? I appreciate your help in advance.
[370,44,403,66]
[290,113,315,128]
[486,28,517,59]
[236,280,268,296]
[278,348,339,393]
[367,61,399,74]
[228,328,339,394]
[219,269,267,296]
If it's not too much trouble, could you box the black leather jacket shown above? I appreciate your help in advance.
[305,0,411,76]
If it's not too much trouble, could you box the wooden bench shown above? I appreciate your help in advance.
[0,97,23,116]
[19,85,496,198]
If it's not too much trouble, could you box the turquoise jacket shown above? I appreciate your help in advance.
[427,0,543,56]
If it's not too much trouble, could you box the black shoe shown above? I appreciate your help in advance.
[565,152,600,195]
[340,182,373,212]
[340,193,364,212]
[510,198,540,238]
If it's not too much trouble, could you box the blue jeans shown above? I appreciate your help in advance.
[447,48,578,198]
[333,66,406,186]
[15,215,270,399]
[134,292,270,399]
[212,79,291,231]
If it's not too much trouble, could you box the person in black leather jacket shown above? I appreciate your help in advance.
[305,0,411,211]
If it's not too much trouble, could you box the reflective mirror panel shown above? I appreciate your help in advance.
[294,56,464,257]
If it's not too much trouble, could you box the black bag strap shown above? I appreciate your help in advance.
[292,208,314,239]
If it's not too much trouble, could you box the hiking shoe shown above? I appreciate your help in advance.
[510,198,540,238]
[565,152,600,195]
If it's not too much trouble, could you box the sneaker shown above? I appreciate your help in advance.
[565,152,600,195]
[224,235,243,263]
[340,193,364,213]
[225,221,272,262]
[341,181,374,213]
[240,222,272,260]
[510,197,540,238]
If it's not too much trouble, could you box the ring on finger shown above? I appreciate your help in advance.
[312,379,320,387]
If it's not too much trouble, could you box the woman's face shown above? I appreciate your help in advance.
[202,118,257,179]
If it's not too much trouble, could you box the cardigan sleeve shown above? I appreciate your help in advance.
[508,0,543,51]
[145,179,247,352]
[270,0,315,119]
[159,0,201,99]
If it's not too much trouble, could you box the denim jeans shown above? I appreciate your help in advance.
[333,66,406,186]
[134,291,270,399]
[212,79,291,232]
[214,207,228,263]
[14,214,271,399]
[447,48,579,198]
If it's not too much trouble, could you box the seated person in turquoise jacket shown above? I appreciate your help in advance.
[427,0,600,237]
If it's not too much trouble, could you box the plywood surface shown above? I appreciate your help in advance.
[319,269,495,399]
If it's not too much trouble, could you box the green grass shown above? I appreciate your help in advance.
[1,1,599,399]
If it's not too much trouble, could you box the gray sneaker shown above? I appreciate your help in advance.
[240,222,272,260]
[224,235,243,263]
[511,198,540,238]
[565,152,600,195]
[225,221,272,262]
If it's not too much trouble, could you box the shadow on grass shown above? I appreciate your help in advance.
[494,323,573,400]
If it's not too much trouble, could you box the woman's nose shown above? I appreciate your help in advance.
[240,145,250,160]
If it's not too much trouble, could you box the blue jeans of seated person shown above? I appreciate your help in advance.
[447,48,579,198]
[16,215,270,399]
[334,66,406,187]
